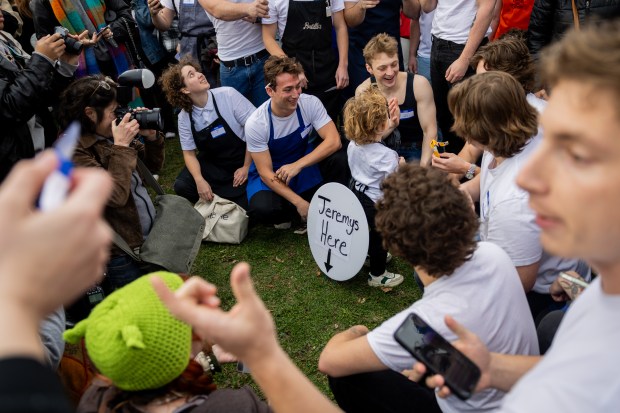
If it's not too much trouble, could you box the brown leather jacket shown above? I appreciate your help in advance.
[73,133,165,256]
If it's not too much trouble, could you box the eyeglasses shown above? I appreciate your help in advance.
[89,77,116,99]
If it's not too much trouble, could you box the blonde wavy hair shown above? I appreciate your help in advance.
[343,86,389,145]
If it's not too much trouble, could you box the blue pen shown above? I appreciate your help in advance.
[39,121,80,211]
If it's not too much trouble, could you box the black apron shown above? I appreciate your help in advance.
[371,73,424,146]
[190,91,247,198]
[281,0,338,91]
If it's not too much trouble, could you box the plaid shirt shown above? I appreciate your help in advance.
[159,15,180,54]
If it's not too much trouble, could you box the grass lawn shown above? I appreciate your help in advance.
[159,140,423,397]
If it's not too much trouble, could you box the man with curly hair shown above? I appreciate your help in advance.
[318,165,538,413]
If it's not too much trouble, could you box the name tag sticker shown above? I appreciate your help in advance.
[400,109,414,120]
[210,125,226,138]
[182,0,194,4]
[301,125,313,138]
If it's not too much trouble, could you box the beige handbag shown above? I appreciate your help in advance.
[194,195,249,244]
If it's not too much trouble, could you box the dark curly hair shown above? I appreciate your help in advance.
[375,165,479,277]
[57,75,117,134]
[160,55,202,113]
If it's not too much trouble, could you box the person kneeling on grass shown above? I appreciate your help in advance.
[160,56,255,210]
[344,86,405,288]
[318,165,538,413]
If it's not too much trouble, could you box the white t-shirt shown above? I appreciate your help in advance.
[417,10,435,59]
[160,0,181,11]
[205,4,265,60]
[499,276,620,412]
[347,141,399,203]
[245,94,331,152]
[367,242,539,413]
[178,87,256,151]
[526,92,547,114]
[262,0,344,37]
[431,0,492,44]
[478,131,584,293]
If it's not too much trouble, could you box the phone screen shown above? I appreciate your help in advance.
[393,313,481,400]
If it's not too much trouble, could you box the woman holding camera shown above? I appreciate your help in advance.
[160,57,255,210]
[31,0,139,78]
[58,75,164,297]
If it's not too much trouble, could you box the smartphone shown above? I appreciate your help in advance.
[393,313,480,400]
[559,271,588,300]
[96,25,110,36]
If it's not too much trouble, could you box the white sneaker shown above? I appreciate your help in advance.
[273,221,292,229]
[368,271,404,288]
[364,252,392,267]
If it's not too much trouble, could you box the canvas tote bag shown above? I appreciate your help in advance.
[194,195,249,244]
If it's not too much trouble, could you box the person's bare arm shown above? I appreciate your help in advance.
[148,0,175,31]
[516,262,540,293]
[262,23,286,56]
[402,0,419,20]
[489,0,502,39]
[445,0,494,83]
[318,326,387,377]
[418,0,437,14]
[182,150,214,201]
[343,0,378,28]
[333,11,350,89]
[431,143,482,179]
[460,173,480,202]
[274,121,341,184]
[233,150,252,187]
[252,150,309,219]
[409,14,421,73]
[413,76,437,166]
[198,0,268,21]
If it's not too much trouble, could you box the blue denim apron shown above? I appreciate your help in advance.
[246,104,323,201]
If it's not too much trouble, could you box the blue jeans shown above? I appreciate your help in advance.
[220,54,269,107]
[394,142,423,162]
[416,56,431,83]
[102,254,145,293]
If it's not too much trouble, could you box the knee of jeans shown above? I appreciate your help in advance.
[105,256,143,290]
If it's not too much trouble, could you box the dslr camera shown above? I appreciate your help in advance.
[114,69,164,131]
[54,26,84,55]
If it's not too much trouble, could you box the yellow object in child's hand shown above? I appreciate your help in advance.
[430,139,449,157]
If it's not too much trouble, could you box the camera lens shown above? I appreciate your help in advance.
[134,108,163,131]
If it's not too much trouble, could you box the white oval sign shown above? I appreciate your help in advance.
[307,183,369,281]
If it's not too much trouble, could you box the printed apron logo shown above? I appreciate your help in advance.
[303,22,322,30]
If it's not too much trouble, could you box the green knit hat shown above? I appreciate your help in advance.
[64,272,192,391]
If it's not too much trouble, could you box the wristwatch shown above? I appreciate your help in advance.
[465,163,476,180]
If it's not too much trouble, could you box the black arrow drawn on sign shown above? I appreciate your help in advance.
[325,248,333,273]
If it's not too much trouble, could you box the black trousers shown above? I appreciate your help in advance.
[430,36,486,155]
[328,370,441,413]
[249,185,319,225]
[173,158,249,211]
[351,183,387,276]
